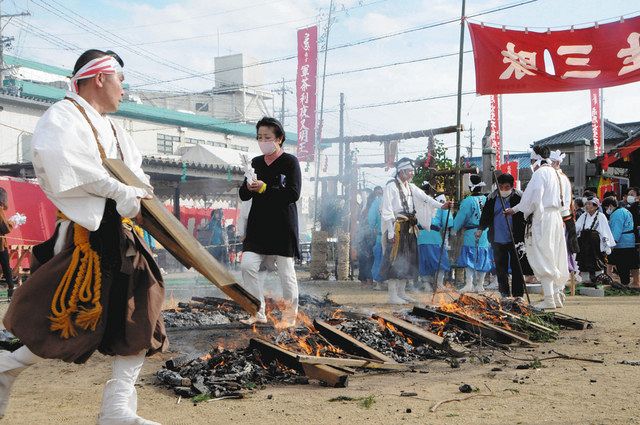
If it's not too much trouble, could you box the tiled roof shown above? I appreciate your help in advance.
[533,120,640,147]
[466,152,531,170]
[142,155,244,174]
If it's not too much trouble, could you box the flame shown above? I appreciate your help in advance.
[331,309,345,319]
[200,353,212,361]
[433,293,513,330]
[376,318,416,346]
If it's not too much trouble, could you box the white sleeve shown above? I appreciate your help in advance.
[411,184,442,209]
[512,171,543,216]
[598,213,616,251]
[381,183,396,239]
[81,178,148,218]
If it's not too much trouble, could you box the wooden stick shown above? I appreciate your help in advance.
[296,355,410,371]
[430,393,496,413]
[499,310,558,336]
[313,319,396,363]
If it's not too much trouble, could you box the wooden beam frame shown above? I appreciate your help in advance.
[313,319,396,363]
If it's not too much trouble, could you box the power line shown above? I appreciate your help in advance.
[129,0,538,88]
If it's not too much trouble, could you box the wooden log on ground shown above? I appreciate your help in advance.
[313,319,396,363]
[547,312,593,330]
[103,158,260,315]
[447,310,536,348]
[372,313,467,357]
[499,310,559,337]
[296,355,409,371]
[248,338,348,388]
[412,306,512,345]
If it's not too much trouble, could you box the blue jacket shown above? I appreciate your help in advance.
[453,194,490,248]
[418,209,453,245]
[368,197,382,243]
[609,207,635,249]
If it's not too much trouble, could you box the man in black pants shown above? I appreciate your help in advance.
[478,173,526,298]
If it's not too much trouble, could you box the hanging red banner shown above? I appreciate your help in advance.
[468,15,640,94]
[490,94,501,167]
[499,161,519,182]
[590,88,603,156]
[296,25,318,162]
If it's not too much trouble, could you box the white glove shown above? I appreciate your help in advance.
[82,178,149,218]
[605,247,612,255]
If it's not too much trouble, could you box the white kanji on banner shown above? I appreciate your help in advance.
[617,32,640,76]
[557,45,601,79]
[499,42,537,80]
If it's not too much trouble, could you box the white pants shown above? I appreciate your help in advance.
[526,209,570,295]
[241,252,299,319]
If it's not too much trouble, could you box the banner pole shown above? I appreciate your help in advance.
[455,0,467,201]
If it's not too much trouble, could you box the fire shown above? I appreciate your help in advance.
[433,293,513,330]
[331,309,345,319]
[376,318,416,346]
[162,290,178,310]
[200,353,212,361]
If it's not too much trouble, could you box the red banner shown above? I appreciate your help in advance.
[490,94,501,166]
[590,88,603,156]
[296,25,318,162]
[499,161,519,182]
[468,16,640,94]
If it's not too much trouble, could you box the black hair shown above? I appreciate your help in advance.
[625,187,639,195]
[0,187,7,209]
[603,190,617,200]
[532,145,550,159]
[574,198,584,208]
[583,190,596,197]
[602,197,618,210]
[256,117,285,145]
[497,173,515,186]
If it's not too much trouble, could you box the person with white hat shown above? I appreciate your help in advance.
[505,146,570,309]
[379,158,451,303]
[452,174,492,293]
[575,196,615,284]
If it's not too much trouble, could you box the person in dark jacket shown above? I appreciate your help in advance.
[477,173,526,298]
[238,117,301,327]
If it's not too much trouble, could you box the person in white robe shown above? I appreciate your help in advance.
[379,158,450,304]
[505,146,569,309]
[0,50,164,425]
[574,197,615,283]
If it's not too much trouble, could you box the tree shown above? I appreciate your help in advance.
[412,137,455,194]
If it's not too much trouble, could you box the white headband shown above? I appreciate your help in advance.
[69,56,123,93]
[530,151,546,168]
[396,162,413,172]
[469,181,486,191]
[550,150,566,164]
[435,194,446,203]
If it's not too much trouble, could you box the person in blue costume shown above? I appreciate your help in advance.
[367,186,385,288]
[603,197,639,288]
[418,193,453,292]
[452,174,492,293]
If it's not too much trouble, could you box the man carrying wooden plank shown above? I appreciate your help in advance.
[0,50,166,424]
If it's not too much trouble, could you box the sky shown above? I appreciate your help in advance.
[3,0,640,187]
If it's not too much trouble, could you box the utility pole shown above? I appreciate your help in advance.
[338,92,345,190]
[465,123,474,158]
[0,3,31,89]
[312,0,335,228]
[273,77,291,125]
[454,0,466,200]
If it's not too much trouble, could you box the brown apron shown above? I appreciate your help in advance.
[3,99,168,363]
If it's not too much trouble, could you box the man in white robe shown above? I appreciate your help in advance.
[380,158,450,303]
[505,146,569,309]
[0,50,164,424]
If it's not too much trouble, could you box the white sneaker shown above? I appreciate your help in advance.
[240,314,267,325]
[459,284,474,294]
[387,282,406,304]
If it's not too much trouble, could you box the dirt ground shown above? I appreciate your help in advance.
[2,279,640,425]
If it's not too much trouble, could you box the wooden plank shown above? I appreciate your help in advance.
[548,312,593,330]
[451,310,537,348]
[103,158,259,315]
[372,313,467,357]
[411,306,513,345]
[313,319,396,364]
[500,310,559,337]
[296,355,409,371]
[248,338,349,388]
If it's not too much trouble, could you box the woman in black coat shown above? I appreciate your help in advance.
[239,117,302,327]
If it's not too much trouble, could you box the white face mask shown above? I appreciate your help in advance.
[627,195,636,204]
[499,190,512,198]
[607,207,615,215]
[259,141,278,155]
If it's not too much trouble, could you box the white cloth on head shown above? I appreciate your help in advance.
[381,179,442,239]
[550,150,566,164]
[395,159,413,173]
[241,251,298,320]
[69,55,123,93]
[31,92,151,231]
[435,194,446,204]
[575,211,615,252]
[468,181,486,191]
[513,165,569,294]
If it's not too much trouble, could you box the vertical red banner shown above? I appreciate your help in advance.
[296,25,318,162]
[590,88,603,156]
[499,161,519,182]
[490,94,501,167]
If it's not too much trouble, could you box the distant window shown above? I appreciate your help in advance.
[157,133,179,154]
[185,137,205,145]
[565,153,572,165]
[212,141,228,148]
[229,144,249,152]
[195,102,209,112]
